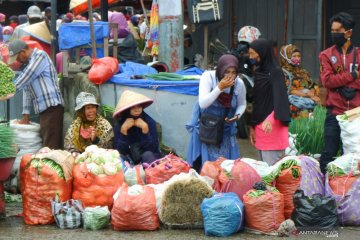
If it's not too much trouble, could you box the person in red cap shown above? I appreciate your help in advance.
[113,90,161,165]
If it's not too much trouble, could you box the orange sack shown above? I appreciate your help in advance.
[329,175,358,196]
[72,163,124,208]
[243,190,285,233]
[111,184,159,231]
[145,154,190,184]
[200,157,227,191]
[275,166,302,219]
[20,151,74,225]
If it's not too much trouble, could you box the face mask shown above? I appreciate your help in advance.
[2,35,10,42]
[249,58,258,66]
[331,32,347,47]
[291,57,301,66]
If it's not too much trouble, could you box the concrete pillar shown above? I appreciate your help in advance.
[158,0,184,71]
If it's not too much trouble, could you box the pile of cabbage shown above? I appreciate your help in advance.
[75,145,122,176]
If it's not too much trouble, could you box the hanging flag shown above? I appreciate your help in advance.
[149,0,159,57]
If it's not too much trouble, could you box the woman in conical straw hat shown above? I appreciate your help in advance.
[113,90,161,165]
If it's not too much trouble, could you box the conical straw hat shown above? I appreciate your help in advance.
[23,21,51,44]
[113,90,153,118]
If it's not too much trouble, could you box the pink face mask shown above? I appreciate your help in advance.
[291,58,301,66]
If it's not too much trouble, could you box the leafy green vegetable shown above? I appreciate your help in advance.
[248,187,279,198]
[28,158,65,179]
[0,124,17,158]
[83,206,110,230]
[0,62,16,97]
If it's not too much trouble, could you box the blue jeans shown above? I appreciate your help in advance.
[320,108,342,174]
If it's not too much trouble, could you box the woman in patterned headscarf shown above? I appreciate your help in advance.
[280,44,321,118]
[64,92,113,156]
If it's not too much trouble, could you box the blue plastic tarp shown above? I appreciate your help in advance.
[58,21,110,50]
[107,62,201,96]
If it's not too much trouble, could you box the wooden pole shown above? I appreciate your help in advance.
[88,0,97,58]
[50,0,57,64]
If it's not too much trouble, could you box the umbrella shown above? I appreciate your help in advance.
[149,0,159,57]
[69,0,117,15]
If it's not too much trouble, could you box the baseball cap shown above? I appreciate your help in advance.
[27,5,42,19]
[8,40,28,64]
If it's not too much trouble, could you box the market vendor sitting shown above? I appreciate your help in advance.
[113,90,161,165]
[64,92,114,156]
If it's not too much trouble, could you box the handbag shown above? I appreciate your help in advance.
[337,47,357,101]
[188,0,224,24]
[199,86,234,146]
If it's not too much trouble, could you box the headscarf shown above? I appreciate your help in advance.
[280,44,316,92]
[0,13,5,23]
[2,26,14,35]
[249,39,290,125]
[215,54,239,81]
[109,12,130,38]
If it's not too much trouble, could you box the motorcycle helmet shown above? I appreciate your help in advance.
[237,26,261,43]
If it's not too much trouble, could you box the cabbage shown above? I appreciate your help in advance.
[103,162,118,175]
[87,163,104,175]
[85,145,99,153]
[110,150,120,159]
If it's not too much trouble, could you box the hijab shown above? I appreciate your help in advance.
[215,54,239,81]
[109,12,130,39]
[249,39,290,125]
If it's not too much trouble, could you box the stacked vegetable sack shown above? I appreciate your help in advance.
[0,62,16,98]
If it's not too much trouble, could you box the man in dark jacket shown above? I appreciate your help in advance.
[319,12,360,173]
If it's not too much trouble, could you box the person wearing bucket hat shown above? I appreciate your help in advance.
[113,90,161,165]
[8,39,64,149]
[64,92,113,155]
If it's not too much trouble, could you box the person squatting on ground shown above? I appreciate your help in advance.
[248,39,291,166]
[64,92,114,156]
[319,12,360,174]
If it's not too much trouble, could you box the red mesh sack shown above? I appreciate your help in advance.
[111,184,159,231]
[88,57,119,85]
[200,157,227,190]
[329,175,358,196]
[20,151,74,225]
[72,162,124,208]
[243,189,285,233]
[145,154,191,184]
[275,166,302,219]
[221,159,261,201]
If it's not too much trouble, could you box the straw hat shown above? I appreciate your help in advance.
[22,21,51,44]
[113,90,153,118]
[75,92,99,111]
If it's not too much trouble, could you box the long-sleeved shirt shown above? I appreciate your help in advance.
[14,48,63,114]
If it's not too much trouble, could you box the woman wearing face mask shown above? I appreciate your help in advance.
[64,92,114,157]
[113,90,161,165]
[280,44,321,118]
[186,54,247,171]
[2,26,14,43]
[248,39,291,166]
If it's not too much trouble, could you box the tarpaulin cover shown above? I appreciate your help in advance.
[58,21,109,50]
[108,63,201,96]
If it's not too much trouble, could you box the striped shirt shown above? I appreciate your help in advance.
[14,48,64,114]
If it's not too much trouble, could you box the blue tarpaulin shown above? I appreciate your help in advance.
[58,21,110,50]
[108,62,202,96]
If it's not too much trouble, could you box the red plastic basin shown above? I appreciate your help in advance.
[0,157,15,181]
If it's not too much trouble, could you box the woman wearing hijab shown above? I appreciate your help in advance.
[109,11,130,39]
[64,92,114,156]
[280,44,321,118]
[113,90,161,165]
[2,26,14,42]
[248,39,290,166]
[187,54,247,171]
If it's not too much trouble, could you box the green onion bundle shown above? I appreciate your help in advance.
[101,105,115,118]
[145,72,199,81]
[288,106,326,155]
[0,124,17,158]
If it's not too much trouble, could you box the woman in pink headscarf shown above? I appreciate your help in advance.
[109,12,130,39]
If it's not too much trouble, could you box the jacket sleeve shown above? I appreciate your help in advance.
[113,124,130,154]
[319,52,354,89]
[140,117,160,153]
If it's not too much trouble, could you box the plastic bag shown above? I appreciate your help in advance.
[291,189,338,230]
[20,151,74,225]
[145,154,191,184]
[111,184,159,231]
[243,188,285,233]
[51,197,84,229]
[221,160,261,201]
[337,115,360,154]
[329,175,358,196]
[200,157,226,191]
[124,165,145,186]
[88,57,119,85]
[72,162,124,208]
[201,192,244,237]
[83,206,110,230]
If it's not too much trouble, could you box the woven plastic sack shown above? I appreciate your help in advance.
[243,189,285,233]
[111,184,159,231]
[51,197,84,229]
[200,157,227,191]
[72,162,124,209]
[88,57,119,85]
[83,206,110,230]
[124,165,145,186]
[201,192,244,237]
[221,160,261,201]
[20,151,74,225]
[145,154,191,184]
[337,115,360,154]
